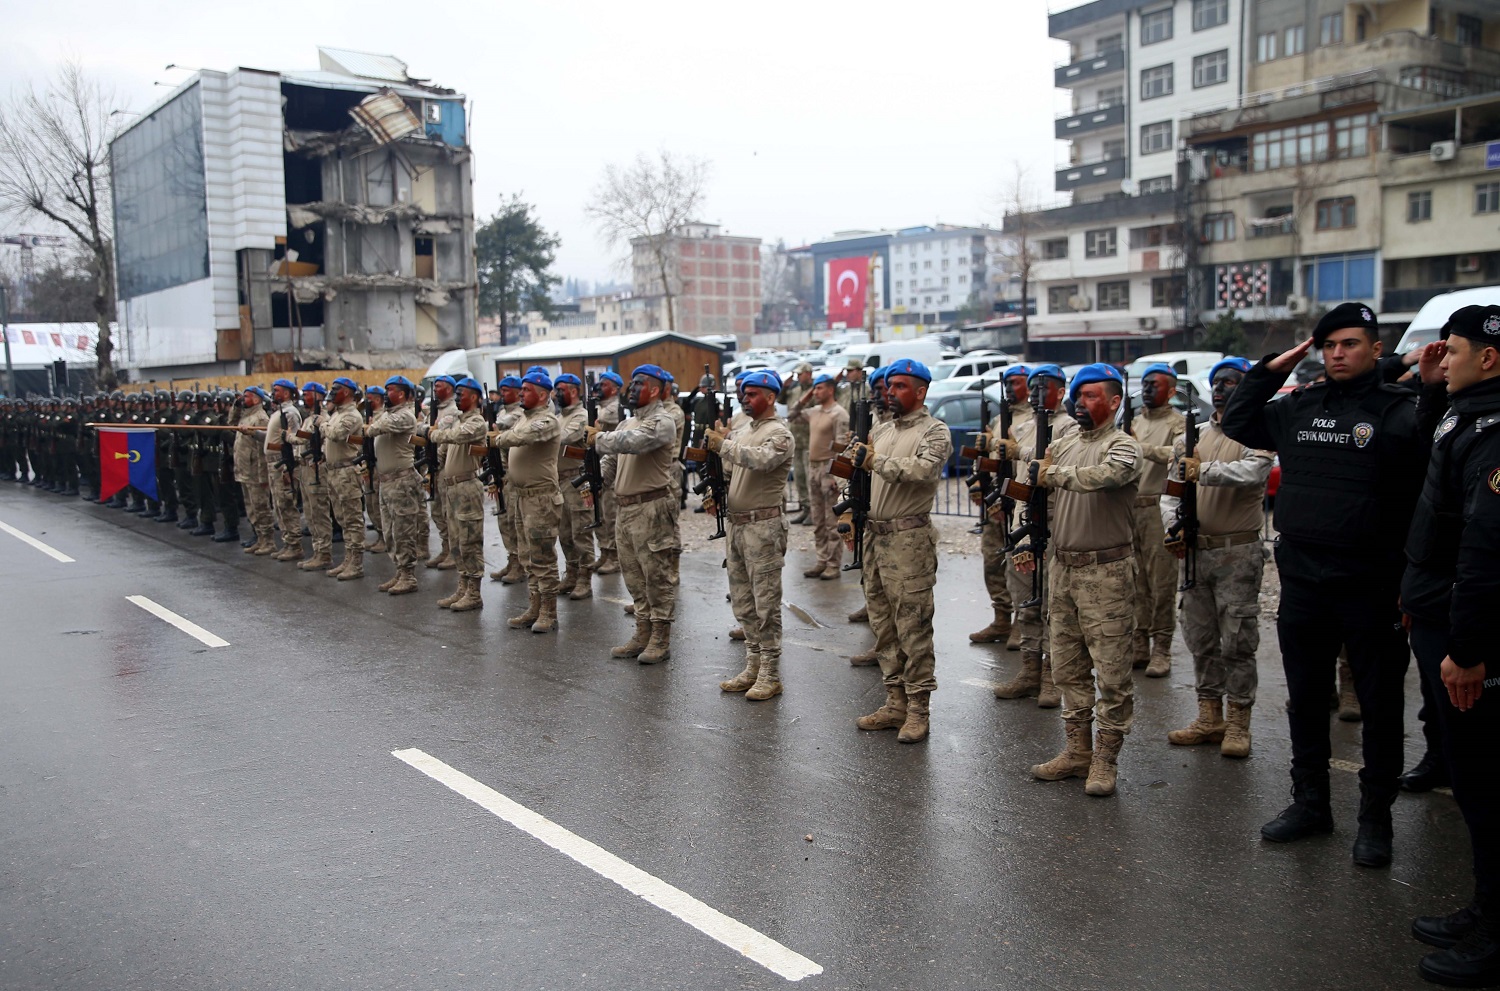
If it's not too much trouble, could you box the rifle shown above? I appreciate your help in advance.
[424,393,439,500]
[1121,368,1134,436]
[359,399,378,477]
[307,413,325,485]
[959,378,1001,534]
[477,386,506,515]
[829,397,874,570]
[574,373,604,527]
[997,394,1052,608]
[1165,412,1200,591]
[275,406,303,512]
[683,384,732,541]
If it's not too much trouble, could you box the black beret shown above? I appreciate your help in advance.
[1312,301,1379,346]
[1442,304,1500,347]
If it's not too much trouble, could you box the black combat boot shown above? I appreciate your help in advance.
[190,515,216,536]
[1401,750,1451,793]
[1353,782,1397,868]
[1261,768,1335,843]
[1419,912,1500,987]
[176,515,197,529]
[211,525,241,543]
[1414,902,1484,950]
[154,504,179,523]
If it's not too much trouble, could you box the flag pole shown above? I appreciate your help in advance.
[0,285,14,398]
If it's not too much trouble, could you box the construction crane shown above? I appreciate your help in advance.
[1,233,68,314]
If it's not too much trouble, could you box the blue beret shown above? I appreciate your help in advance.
[332,376,360,392]
[741,369,782,393]
[734,369,753,382]
[301,381,327,396]
[1210,356,1253,381]
[1002,364,1030,380]
[812,373,834,387]
[1068,362,1125,402]
[555,373,582,388]
[365,384,386,396]
[1140,363,1178,380]
[1027,363,1065,383]
[599,370,624,386]
[245,386,268,401]
[454,376,484,394]
[632,363,669,383]
[385,375,414,391]
[432,375,456,388]
[885,358,932,383]
[521,370,552,391]
[525,365,548,376]
[498,375,522,389]
[272,377,297,391]
[869,365,887,383]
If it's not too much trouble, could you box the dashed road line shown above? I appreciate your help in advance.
[0,518,75,563]
[125,595,230,648]
[393,747,823,982]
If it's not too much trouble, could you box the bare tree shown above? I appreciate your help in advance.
[585,150,709,332]
[997,164,1043,361]
[0,62,120,387]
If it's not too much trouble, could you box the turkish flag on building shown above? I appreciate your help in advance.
[99,427,159,501]
[827,256,866,329]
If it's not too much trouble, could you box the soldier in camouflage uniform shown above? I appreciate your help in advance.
[321,377,367,580]
[231,387,276,554]
[367,376,423,595]
[835,357,868,416]
[424,376,459,570]
[788,372,848,578]
[486,375,526,584]
[490,369,564,630]
[426,376,489,612]
[707,369,795,699]
[294,383,335,570]
[1130,363,1186,677]
[264,380,304,561]
[970,365,1032,646]
[362,385,386,554]
[1027,363,1144,798]
[781,363,816,523]
[592,364,681,663]
[848,359,952,743]
[1163,357,1272,759]
[592,371,625,575]
[554,373,596,599]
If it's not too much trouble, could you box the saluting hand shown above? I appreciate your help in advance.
[1417,340,1446,387]
[1266,337,1314,374]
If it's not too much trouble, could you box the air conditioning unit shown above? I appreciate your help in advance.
[1068,294,1094,311]
[1458,254,1482,274]
[1138,317,1158,330]
[1285,295,1308,314]
[1431,141,1457,162]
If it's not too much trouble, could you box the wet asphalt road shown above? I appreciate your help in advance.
[0,482,1474,991]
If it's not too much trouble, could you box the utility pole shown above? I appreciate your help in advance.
[1,284,14,398]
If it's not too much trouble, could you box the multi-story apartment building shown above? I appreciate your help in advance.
[630,223,760,344]
[888,225,1014,336]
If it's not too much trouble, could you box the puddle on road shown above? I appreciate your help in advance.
[784,602,828,628]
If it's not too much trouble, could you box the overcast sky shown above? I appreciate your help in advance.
[3,0,1070,284]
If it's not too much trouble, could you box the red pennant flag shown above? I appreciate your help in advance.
[827,256,866,329]
[21,331,34,345]
[50,333,62,346]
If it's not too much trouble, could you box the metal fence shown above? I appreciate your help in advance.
[932,471,981,518]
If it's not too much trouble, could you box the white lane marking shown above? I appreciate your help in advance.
[0,519,75,563]
[393,747,823,982]
[125,595,230,648]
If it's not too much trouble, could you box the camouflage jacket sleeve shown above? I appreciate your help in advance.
[594,409,676,456]
[1201,447,1274,488]
[492,410,562,449]
[430,412,488,445]
[367,405,416,437]
[600,454,618,486]
[598,399,621,430]
[1049,432,1144,492]
[325,407,362,443]
[870,417,951,483]
[721,420,794,473]
[558,406,587,446]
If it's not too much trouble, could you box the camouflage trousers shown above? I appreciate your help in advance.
[617,494,680,623]
[1049,555,1137,733]
[295,465,333,555]
[429,479,448,551]
[379,469,427,571]
[242,479,274,542]
[558,471,597,573]
[808,460,842,568]
[268,465,301,545]
[599,487,618,554]
[1131,499,1176,642]
[790,426,810,507]
[498,476,519,563]
[1180,540,1263,706]
[1005,548,1048,652]
[440,476,485,578]
[366,474,382,537]
[326,465,365,552]
[864,524,939,695]
[980,513,1015,615]
[514,482,562,596]
[727,515,789,659]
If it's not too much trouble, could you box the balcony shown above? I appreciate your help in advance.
[1055,47,1126,89]
[1247,216,1297,239]
[1055,155,1128,193]
[1055,103,1126,140]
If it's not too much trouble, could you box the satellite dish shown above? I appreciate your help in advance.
[1120,178,1139,196]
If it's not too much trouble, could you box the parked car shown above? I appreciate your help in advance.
[929,354,1015,382]
[927,391,1003,475]
[926,375,991,398]
[1122,351,1225,384]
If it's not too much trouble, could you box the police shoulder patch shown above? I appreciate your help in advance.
[1436,414,1460,441]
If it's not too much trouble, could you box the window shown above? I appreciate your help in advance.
[1098,280,1130,310]
[1303,252,1376,302]
[1129,224,1181,248]
[1151,276,1185,307]
[958,274,967,285]
[1141,8,1173,45]
[1041,238,1069,259]
[1316,196,1357,230]
[1407,190,1432,223]
[1476,182,1500,214]
[1250,113,1372,170]
[1096,33,1123,53]
[1257,31,1278,62]
[1284,25,1305,56]
[1319,13,1343,46]
[1048,285,1079,313]
[1194,50,1229,87]
[1141,63,1174,100]
[909,262,917,273]
[1193,0,1228,31]
[1457,14,1481,47]
[1202,212,1235,242]
[923,241,931,251]
[1097,85,1124,107]
[941,257,950,270]
[895,280,904,291]
[1103,138,1126,160]
[1140,175,1174,194]
[909,298,917,307]
[1085,228,1118,258]
[924,259,931,269]
[941,276,949,287]
[941,240,950,252]
[1141,120,1173,154]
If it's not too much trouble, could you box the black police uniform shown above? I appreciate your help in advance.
[1221,348,1426,858]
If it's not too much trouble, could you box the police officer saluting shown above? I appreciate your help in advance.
[1221,301,1428,866]
[1400,305,1500,987]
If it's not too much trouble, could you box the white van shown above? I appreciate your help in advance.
[836,340,945,372]
[1396,285,1500,354]
[929,354,1014,382]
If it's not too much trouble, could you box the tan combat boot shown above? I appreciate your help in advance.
[368,535,386,554]
[451,576,484,612]
[568,570,592,601]
[1131,629,1150,669]
[388,568,418,595]
[531,595,557,633]
[1005,625,1022,651]
[728,627,745,641]
[1085,728,1125,797]
[897,691,929,743]
[253,537,276,556]
[1032,718,1094,781]
[425,543,449,569]
[745,652,782,701]
[379,572,401,592]
[848,604,868,623]
[325,555,348,577]
[1337,656,1362,721]
[1146,633,1172,678]
[638,621,672,664]
[857,686,908,731]
[595,551,620,575]
[1221,701,1252,759]
[435,551,456,571]
[501,558,526,584]
[612,618,651,658]
[275,541,303,562]
[1038,656,1061,709]
[993,651,1041,699]
[488,563,507,582]
[969,609,1012,644]
[508,591,541,627]
[561,565,578,594]
[849,647,878,666]
[337,549,364,581]
[437,578,466,609]
[1168,698,1226,746]
[802,562,825,578]
[720,649,761,693]
[298,550,333,571]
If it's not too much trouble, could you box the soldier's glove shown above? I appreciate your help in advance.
[704,426,727,452]
[701,493,717,516]
[837,510,856,549]
[1181,456,1201,483]
[1032,454,1054,488]
[1163,525,1187,560]
[986,502,1006,524]
[584,424,601,447]
[849,442,875,471]
[968,480,984,506]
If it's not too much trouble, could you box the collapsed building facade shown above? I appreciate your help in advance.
[110,48,475,379]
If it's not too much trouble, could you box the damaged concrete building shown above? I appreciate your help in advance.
[110,47,475,379]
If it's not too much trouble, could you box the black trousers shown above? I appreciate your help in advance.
[1410,621,1499,912]
[1275,542,1411,798]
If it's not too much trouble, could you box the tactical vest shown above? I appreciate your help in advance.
[1406,406,1500,577]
